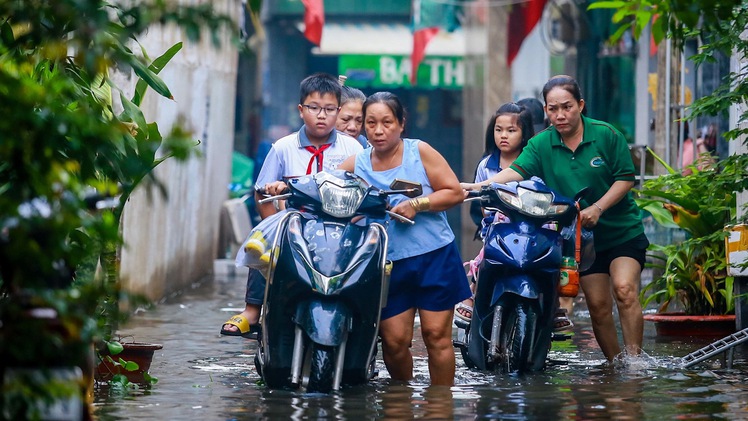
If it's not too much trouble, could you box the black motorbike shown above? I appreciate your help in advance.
[455,180,588,373]
[254,170,420,393]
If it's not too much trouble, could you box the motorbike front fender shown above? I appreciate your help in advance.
[295,300,351,347]
[489,274,539,306]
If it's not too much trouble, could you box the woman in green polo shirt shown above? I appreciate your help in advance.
[461,75,649,363]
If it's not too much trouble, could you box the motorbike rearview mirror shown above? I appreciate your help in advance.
[389,179,423,198]
[573,187,590,203]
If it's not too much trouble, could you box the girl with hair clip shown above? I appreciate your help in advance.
[456,102,544,324]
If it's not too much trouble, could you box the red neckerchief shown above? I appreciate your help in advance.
[304,143,331,174]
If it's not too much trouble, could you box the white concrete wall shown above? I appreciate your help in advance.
[119,0,241,301]
[511,27,551,101]
[731,29,748,220]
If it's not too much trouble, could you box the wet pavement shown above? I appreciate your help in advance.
[92,268,748,420]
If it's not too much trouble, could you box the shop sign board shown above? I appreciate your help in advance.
[339,54,464,89]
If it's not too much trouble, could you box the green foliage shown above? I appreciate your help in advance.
[587,0,748,144]
[588,0,748,316]
[0,0,238,417]
[635,148,748,314]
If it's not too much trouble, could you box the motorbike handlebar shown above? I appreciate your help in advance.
[386,210,415,225]
[466,190,481,198]
[258,193,292,205]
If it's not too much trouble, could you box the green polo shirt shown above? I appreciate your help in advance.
[510,115,644,251]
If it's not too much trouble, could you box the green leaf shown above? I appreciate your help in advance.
[646,147,677,174]
[638,189,701,212]
[128,55,173,100]
[0,21,14,45]
[119,92,148,137]
[132,42,183,106]
[144,372,159,385]
[587,1,627,10]
[107,340,124,355]
[663,203,712,237]
[609,23,631,42]
[90,71,113,107]
[139,122,162,164]
[122,360,140,371]
[637,201,680,228]
[111,374,130,388]
[634,11,652,39]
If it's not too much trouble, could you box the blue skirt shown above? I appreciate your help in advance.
[381,241,471,320]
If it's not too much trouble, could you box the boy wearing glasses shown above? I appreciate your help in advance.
[221,72,363,338]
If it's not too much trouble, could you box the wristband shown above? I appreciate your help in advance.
[409,197,431,212]
[592,202,604,214]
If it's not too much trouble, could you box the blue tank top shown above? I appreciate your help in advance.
[355,138,455,261]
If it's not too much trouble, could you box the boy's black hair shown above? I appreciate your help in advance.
[299,72,342,105]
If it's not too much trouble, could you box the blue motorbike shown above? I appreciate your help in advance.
[253,170,420,393]
[455,180,588,373]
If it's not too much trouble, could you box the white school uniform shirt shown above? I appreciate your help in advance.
[474,151,501,183]
[255,125,363,187]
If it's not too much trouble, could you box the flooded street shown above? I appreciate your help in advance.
[94,269,748,420]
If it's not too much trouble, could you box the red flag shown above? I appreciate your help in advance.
[410,0,458,86]
[507,0,548,66]
[411,27,439,85]
[649,14,660,57]
[301,0,324,46]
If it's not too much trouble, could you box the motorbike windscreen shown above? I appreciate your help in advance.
[291,216,378,278]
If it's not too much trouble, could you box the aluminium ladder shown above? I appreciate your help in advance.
[679,327,748,368]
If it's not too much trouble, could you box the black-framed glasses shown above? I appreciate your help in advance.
[301,104,339,116]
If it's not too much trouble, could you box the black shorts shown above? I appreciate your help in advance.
[580,233,649,276]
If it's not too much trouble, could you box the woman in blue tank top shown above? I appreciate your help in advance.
[339,92,470,386]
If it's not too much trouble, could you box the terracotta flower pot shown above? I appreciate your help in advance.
[96,342,163,384]
[643,312,736,337]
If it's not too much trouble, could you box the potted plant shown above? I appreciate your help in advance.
[636,148,748,336]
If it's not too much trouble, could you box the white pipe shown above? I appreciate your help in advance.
[678,51,687,169]
[665,38,672,167]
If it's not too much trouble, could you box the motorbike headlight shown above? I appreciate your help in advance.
[318,179,366,218]
[517,187,553,216]
[499,187,568,216]
[546,203,569,216]
[497,190,522,209]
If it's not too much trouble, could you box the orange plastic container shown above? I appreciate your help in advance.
[559,257,579,297]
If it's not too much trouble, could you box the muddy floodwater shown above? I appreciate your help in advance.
[93,270,748,420]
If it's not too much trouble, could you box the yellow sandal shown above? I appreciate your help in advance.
[220,314,261,338]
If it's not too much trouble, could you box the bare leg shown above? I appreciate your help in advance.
[559,296,574,314]
[379,309,416,381]
[610,256,644,355]
[580,273,620,360]
[223,269,264,333]
[456,283,475,319]
[419,308,457,386]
